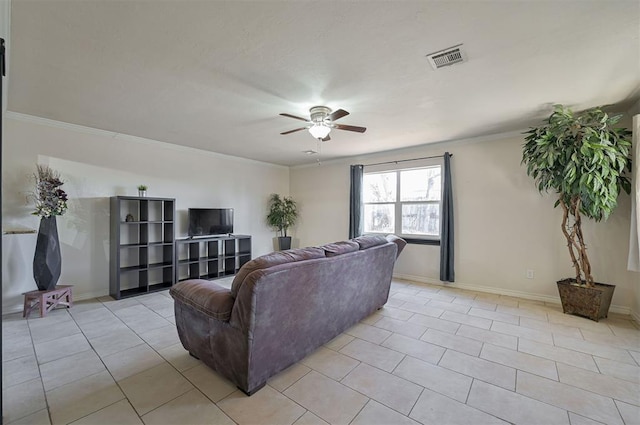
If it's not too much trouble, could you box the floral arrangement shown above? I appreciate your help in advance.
[32,165,68,218]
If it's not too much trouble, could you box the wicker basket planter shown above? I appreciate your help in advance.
[556,279,615,322]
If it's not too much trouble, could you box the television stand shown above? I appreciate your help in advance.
[175,235,251,282]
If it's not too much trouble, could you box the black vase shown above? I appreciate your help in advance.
[33,216,62,291]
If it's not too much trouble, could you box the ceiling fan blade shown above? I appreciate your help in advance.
[333,124,367,133]
[321,134,331,142]
[328,109,349,122]
[280,113,310,122]
[280,127,308,135]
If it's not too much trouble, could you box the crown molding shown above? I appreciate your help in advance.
[290,129,526,170]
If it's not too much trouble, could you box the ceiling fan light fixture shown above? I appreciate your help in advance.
[280,106,365,141]
[308,124,331,139]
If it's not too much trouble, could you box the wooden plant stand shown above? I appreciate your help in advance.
[23,285,73,318]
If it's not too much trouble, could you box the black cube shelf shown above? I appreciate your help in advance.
[175,235,252,283]
[109,196,176,299]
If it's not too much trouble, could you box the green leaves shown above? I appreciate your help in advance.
[522,105,632,220]
[266,193,299,237]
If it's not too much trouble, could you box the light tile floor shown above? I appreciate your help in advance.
[3,278,640,424]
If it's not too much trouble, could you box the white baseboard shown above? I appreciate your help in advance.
[393,273,632,316]
[631,309,640,326]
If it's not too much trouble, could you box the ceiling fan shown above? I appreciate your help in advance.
[280,106,366,141]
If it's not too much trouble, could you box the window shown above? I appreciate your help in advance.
[363,165,442,241]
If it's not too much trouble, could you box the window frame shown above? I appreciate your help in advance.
[362,160,443,244]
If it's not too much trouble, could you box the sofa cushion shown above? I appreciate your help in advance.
[320,240,360,257]
[231,247,326,298]
[352,235,388,250]
[170,279,234,321]
[385,234,407,258]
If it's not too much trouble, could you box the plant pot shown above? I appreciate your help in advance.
[556,278,615,322]
[277,236,292,251]
[33,216,62,291]
[138,190,147,197]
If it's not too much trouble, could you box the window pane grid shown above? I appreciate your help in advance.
[363,172,397,203]
[400,201,440,205]
[363,165,442,239]
[365,201,398,205]
[400,167,441,202]
[401,203,440,236]
[363,203,395,233]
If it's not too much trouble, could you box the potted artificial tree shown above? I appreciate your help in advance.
[522,105,632,321]
[266,194,299,250]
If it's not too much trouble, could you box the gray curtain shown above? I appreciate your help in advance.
[440,152,455,282]
[349,164,364,238]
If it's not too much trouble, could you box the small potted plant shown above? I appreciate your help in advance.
[522,105,632,321]
[266,194,299,250]
[138,185,148,197]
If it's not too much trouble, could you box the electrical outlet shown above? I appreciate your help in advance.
[526,269,535,279]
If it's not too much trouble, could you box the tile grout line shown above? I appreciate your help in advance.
[105,296,225,421]
[514,369,630,422]
[463,377,474,404]
[64,296,193,423]
[405,386,425,422]
[66,398,134,425]
[474,377,572,425]
[268,365,313,394]
[21,317,53,425]
[68,298,146,422]
[277,369,369,425]
[337,370,415,422]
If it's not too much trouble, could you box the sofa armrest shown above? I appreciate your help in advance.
[386,234,407,258]
[169,279,235,322]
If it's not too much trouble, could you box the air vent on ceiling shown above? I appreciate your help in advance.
[426,44,465,70]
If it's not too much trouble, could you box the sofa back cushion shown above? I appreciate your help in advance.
[352,235,389,250]
[320,240,360,257]
[231,247,325,298]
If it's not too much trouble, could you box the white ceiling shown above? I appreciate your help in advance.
[8,1,640,166]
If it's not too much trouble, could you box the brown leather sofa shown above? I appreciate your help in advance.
[169,234,406,395]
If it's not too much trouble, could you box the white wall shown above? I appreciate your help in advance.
[2,115,289,313]
[629,109,640,322]
[291,132,638,313]
[631,114,640,321]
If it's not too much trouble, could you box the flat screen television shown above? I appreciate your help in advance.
[188,208,234,236]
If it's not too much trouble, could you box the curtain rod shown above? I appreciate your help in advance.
[364,153,452,168]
